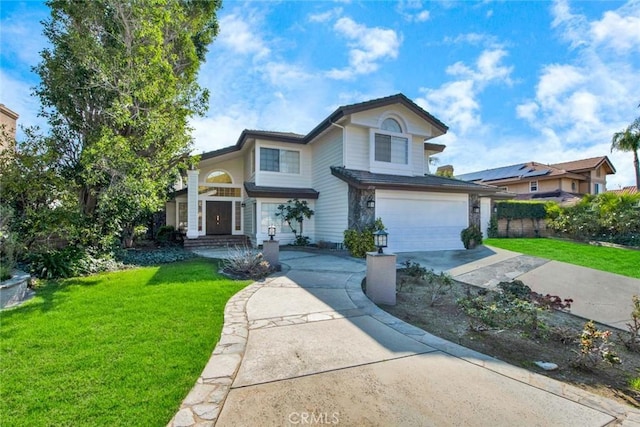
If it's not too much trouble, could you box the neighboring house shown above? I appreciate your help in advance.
[166,94,500,252]
[608,186,639,196]
[0,104,19,153]
[456,157,616,202]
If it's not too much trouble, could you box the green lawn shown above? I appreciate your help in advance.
[484,238,640,279]
[0,258,250,426]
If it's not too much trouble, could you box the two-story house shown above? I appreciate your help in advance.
[455,157,616,203]
[166,94,499,252]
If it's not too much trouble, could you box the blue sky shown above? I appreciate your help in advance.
[1,0,639,188]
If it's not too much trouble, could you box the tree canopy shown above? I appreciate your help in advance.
[3,0,221,250]
[611,116,640,190]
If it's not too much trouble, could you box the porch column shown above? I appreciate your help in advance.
[186,169,199,239]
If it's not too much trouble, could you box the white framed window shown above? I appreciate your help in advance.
[530,181,538,192]
[205,170,232,183]
[260,148,300,174]
[594,183,601,194]
[370,117,412,176]
[260,202,298,234]
[178,202,187,231]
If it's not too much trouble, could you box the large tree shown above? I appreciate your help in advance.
[611,117,640,190]
[32,0,220,247]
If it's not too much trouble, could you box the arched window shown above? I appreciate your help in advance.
[205,170,232,184]
[381,118,402,133]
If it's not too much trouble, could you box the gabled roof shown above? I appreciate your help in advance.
[331,167,499,194]
[550,156,616,174]
[200,93,447,160]
[456,158,606,184]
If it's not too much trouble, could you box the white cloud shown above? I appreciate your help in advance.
[218,12,270,59]
[327,17,401,80]
[442,32,504,50]
[308,7,343,23]
[416,48,513,135]
[190,108,259,154]
[513,0,640,188]
[396,0,430,22]
[590,11,640,53]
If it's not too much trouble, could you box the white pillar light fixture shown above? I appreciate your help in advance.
[373,229,388,254]
[268,225,276,241]
[366,199,375,209]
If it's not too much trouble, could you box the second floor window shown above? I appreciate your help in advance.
[260,148,300,173]
[530,181,538,192]
[374,119,408,165]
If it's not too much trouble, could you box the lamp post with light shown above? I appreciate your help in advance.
[263,225,280,270]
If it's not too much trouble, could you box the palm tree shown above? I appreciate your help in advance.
[611,117,640,190]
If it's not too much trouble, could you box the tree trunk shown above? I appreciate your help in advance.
[634,149,639,190]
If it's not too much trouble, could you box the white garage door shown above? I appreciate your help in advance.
[376,190,468,252]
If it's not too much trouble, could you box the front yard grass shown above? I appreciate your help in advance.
[484,238,640,279]
[0,258,250,426]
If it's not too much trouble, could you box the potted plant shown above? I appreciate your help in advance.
[461,225,483,249]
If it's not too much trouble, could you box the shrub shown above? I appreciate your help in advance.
[344,218,385,258]
[28,246,123,279]
[460,225,482,249]
[221,246,271,279]
[547,193,640,246]
[487,216,498,238]
[276,199,314,246]
[572,320,621,370]
[399,261,453,306]
[457,279,571,334]
[0,204,20,280]
[118,247,197,266]
[619,295,640,352]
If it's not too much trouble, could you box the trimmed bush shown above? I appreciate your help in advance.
[344,218,385,258]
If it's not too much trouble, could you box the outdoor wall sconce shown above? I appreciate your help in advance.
[472,205,480,214]
[268,225,276,241]
[241,202,246,208]
[367,199,375,209]
[373,229,388,254]
[493,205,498,213]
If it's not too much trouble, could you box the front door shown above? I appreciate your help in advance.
[206,201,232,235]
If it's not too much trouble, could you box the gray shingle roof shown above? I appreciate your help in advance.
[200,93,448,160]
[244,182,319,199]
[331,167,499,194]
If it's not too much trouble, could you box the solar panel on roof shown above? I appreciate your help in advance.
[457,163,553,182]
[523,169,551,178]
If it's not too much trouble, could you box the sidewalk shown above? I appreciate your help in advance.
[170,249,639,426]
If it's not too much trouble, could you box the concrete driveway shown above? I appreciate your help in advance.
[171,248,639,426]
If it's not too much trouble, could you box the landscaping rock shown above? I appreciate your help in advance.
[534,361,559,371]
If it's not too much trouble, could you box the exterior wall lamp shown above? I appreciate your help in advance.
[472,205,480,214]
[367,199,375,209]
[268,225,276,241]
[373,229,388,254]
[241,202,246,208]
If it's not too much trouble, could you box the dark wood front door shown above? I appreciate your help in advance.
[206,201,232,235]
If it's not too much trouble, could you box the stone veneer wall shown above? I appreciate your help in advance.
[468,194,481,229]
[348,186,376,230]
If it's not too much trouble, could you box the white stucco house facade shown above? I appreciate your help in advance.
[166,94,499,252]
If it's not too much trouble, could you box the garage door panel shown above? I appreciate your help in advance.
[376,190,468,252]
